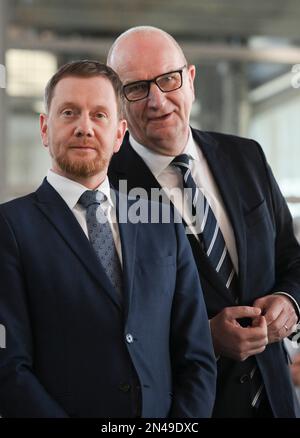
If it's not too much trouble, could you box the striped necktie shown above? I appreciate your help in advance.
[173,154,264,410]
[172,154,238,299]
[78,190,123,295]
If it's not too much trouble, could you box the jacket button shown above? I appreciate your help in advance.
[126,333,134,344]
[119,383,131,393]
[239,374,250,384]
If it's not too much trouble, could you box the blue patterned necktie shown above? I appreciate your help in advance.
[78,190,123,295]
[172,154,238,299]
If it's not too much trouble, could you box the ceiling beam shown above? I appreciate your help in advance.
[10,1,300,38]
[7,34,300,65]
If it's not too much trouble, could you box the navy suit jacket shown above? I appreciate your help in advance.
[0,179,217,418]
[109,129,300,417]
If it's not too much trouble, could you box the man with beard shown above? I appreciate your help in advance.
[0,60,217,418]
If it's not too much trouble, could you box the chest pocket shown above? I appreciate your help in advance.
[244,199,268,228]
[135,255,176,297]
[243,198,276,295]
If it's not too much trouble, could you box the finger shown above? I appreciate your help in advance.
[247,344,267,356]
[239,345,267,361]
[268,325,293,343]
[242,326,268,342]
[253,297,267,309]
[243,338,268,351]
[267,308,286,330]
[235,317,268,342]
[225,306,261,321]
[268,310,298,340]
[263,304,283,326]
[253,297,271,315]
[279,315,298,338]
[252,315,267,328]
[251,314,267,333]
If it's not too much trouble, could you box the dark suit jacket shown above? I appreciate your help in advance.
[109,129,300,417]
[0,179,217,418]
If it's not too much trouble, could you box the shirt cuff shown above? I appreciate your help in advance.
[273,291,300,322]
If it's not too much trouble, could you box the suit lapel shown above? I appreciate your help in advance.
[110,132,160,197]
[192,129,247,298]
[35,179,123,310]
[115,192,139,320]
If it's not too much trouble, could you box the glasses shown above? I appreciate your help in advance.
[123,65,187,102]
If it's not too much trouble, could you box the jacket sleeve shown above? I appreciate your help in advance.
[257,144,300,307]
[0,210,68,418]
[168,221,217,418]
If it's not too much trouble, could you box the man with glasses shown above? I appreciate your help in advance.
[107,26,300,417]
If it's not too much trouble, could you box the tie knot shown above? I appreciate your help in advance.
[78,190,106,209]
[172,154,191,169]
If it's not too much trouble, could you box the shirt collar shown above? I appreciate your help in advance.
[46,169,113,210]
[129,128,200,178]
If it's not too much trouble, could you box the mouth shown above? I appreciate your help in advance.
[148,112,173,123]
[69,145,97,151]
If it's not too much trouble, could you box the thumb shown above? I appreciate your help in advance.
[252,315,267,329]
[253,297,267,310]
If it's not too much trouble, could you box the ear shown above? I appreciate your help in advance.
[40,113,49,148]
[113,119,127,154]
[187,64,196,101]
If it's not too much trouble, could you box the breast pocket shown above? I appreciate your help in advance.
[136,254,175,267]
[135,255,176,297]
[244,198,276,292]
[244,199,268,228]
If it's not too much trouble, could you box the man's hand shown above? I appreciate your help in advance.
[290,354,300,386]
[253,295,298,343]
[210,306,268,361]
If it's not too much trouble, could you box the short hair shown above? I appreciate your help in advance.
[44,60,124,117]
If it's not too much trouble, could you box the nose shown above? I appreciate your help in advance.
[74,114,94,138]
[147,82,166,109]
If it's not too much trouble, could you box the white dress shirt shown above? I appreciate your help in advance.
[47,170,123,265]
[130,129,238,273]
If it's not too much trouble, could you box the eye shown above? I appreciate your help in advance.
[95,112,107,119]
[159,73,178,86]
[129,83,147,92]
[163,74,174,81]
[125,82,148,98]
[62,109,74,117]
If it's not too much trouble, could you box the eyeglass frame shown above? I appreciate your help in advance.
[122,65,187,102]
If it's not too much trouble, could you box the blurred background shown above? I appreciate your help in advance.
[0,0,300,238]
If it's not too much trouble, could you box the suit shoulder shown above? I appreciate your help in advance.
[192,128,266,164]
[0,192,36,217]
[199,129,262,151]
